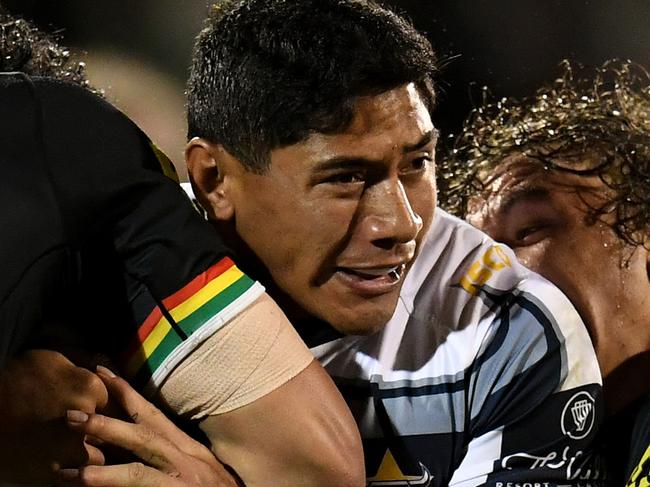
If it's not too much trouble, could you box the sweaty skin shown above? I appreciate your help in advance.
[185,82,436,486]
[467,155,650,412]
[188,83,438,335]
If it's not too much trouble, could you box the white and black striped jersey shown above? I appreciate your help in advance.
[311,210,605,487]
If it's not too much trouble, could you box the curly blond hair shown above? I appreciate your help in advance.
[440,59,650,246]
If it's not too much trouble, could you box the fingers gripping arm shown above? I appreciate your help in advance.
[159,294,365,487]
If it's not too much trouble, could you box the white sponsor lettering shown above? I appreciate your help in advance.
[494,483,550,487]
[502,446,603,481]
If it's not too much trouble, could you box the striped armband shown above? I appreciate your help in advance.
[120,257,264,391]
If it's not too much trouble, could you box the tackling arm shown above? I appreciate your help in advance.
[159,294,365,487]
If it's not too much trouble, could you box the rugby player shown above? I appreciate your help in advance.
[16,2,608,485]
[174,1,606,485]
[442,59,650,486]
[0,12,362,486]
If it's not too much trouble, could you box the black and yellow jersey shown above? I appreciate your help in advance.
[0,73,263,387]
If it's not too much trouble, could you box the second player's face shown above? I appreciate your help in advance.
[466,155,649,355]
[225,83,437,334]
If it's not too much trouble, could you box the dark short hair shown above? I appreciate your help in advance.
[441,59,650,246]
[187,0,437,173]
[0,10,91,88]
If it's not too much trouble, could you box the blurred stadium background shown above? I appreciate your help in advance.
[5,0,650,179]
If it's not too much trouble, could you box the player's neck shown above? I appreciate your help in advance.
[595,297,650,415]
[213,225,325,335]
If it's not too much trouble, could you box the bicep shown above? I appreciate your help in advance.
[201,360,364,487]
[157,294,364,487]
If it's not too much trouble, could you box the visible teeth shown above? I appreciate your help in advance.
[350,266,398,277]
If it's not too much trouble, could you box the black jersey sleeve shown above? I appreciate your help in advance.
[0,74,71,367]
[28,77,263,388]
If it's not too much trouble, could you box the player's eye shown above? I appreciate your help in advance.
[399,156,431,180]
[515,225,544,246]
[413,156,430,170]
[326,172,365,184]
[506,220,554,248]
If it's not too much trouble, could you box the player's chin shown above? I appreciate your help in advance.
[325,293,400,336]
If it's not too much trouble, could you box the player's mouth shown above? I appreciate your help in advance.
[334,263,406,297]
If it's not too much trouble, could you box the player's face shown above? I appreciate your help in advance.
[226,83,437,334]
[466,155,649,357]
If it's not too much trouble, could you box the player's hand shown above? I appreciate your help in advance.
[58,366,242,487]
[0,349,109,483]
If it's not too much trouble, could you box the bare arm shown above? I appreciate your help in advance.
[201,360,365,487]
[158,294,365,487]
[62,347,364,487]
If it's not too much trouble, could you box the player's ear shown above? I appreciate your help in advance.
[186,138,235,221]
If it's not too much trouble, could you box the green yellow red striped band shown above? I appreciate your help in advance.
[122,257,256,383]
